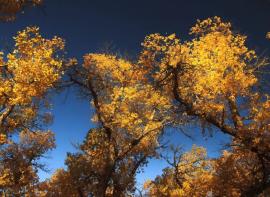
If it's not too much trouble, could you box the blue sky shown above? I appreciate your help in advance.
[0,0,270,186]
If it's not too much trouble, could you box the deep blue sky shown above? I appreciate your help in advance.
[1,0,270,186]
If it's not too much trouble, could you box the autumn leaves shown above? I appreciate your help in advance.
[1,16,270,196]
[0,27,64,195]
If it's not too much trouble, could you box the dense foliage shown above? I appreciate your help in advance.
[0,3,270,196]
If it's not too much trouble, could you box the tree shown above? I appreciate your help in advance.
[68,16,270,196]
[143,145,213,197]
[0,129,55,196]
[40,168,79,197]
[45,124,164,197]
[0,26,64,145]
[145,143,270,197]
[5,15,269,196]
[59,49,173,196]
[138,16,270,195]
[210,144,270,197]
[0,26,65,195]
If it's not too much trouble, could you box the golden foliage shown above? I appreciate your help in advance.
[0,130,55,195]
[140,16,257,114]
[62,16,270,196]
[0,26,63,195]
[144,146,213,197]
[0,26,64,141]
[3,16,270,196]
[82,53,172,155]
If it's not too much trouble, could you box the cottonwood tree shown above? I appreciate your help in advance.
[0,130,55,196]
[0,26,64,144]
[143,145,213,197]
[210,145,270,197]
[40,168,79,197]
[40,16,270,196]
[45,127,150,197]
[136,16,270,196]
[46,51,173,196]
[64,17,270,196]
[0,26,65,195]
[144,143,270,197]
[44,125,165,197]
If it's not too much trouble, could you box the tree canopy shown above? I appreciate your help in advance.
[0,2,270,196]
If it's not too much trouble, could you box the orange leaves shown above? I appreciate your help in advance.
[186,27,257,100]
[43,168,77,196]
[139,17,267,149]
[0,27,63,194]
[0,26,64,140]
[8,27,64,103]
[211,148,260,197]
[140,17,258,106]
[0,168,12,187]
[82,53,171,154]
[139,18,270,196]
[190,16,232,35]
[79,128,114,169]
[19,130,56,151]
[145,146,264,197]
[144,146,213,197]
[139,33,183,71]
[0,133,7,145]
[84,53,146,84]
[65,51,174,195]
[6,26,64,104]
[0,130,55,193]
[4,16,267,196]
[43,16,270,196]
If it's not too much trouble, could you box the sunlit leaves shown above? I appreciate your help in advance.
[140,17,258,114]
[138,17,270,196]
[0,27,64,195]
[144,146,213,197]
[0,26,64,140]
[0,130,55,195]
[9,16,270,196]
[83,53,172,153]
